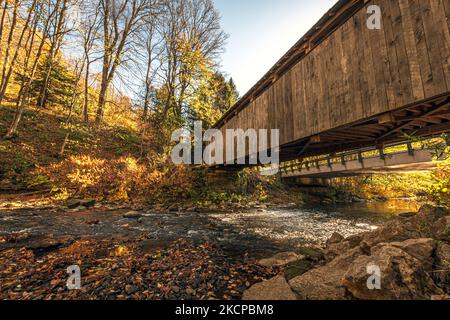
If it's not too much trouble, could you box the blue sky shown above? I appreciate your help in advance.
[213,0,336,96]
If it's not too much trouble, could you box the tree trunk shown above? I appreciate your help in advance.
[0,0,8,70]
[0,0,38,106]
[4,3,49,139]
[38,0,65,109]
[5,85,29,139]
[83,61,90,124]
[95,80,108,125]
[0,0,19,98]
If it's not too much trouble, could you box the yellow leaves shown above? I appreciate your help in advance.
[114,246,129,256]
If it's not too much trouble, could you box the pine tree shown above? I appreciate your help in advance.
[31,55,75,108]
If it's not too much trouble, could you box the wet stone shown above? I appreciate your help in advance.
[125,285,139,295]
[123,211,143,219]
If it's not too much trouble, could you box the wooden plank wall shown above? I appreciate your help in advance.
[220,0,450,151]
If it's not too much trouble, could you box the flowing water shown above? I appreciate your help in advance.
[211,199,420,251]
[0,199,420,259]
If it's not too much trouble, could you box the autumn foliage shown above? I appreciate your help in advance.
[40,155,196,203]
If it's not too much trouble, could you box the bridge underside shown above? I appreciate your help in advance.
[280,94,450,163]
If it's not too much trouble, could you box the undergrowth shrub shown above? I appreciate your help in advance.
[40,155,195,203]
[332,173,433,200]
[429,160,450,207]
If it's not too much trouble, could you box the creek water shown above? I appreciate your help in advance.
[0,199,420,259]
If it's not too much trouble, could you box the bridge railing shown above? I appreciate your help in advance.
[278,141,430,176]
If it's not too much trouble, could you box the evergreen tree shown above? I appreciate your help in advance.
[31,55,75,108]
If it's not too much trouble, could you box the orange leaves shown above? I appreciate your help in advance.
[38,153,199,204]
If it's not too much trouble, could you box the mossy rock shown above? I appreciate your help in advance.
[284,259,315,281]
[297,247,325,262]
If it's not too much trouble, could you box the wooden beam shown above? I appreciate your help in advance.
[378,113,395,124]
[311,135,321,143]
[377,99,450,141]
[297,139,312,157]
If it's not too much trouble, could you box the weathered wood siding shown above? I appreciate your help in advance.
[220,0,450,148]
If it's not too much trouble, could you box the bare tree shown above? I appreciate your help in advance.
[0,0,39,106]
[14,0,41,109]
[38,0,72,109]
[133,4,163,121]
[0,0,20,102]
[4,1,57,138]
[95,0,149,126]
[0,0,9,68]
[78,0,100,124]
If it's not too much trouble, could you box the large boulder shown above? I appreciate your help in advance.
[289,206,449,300]
[242,276,297,300]
[289,247,363,300]
[363,219,423,248]
[342,242,443,300]
[258,252,304,268]
[433,242,450,293]
[432,216,450,242]
[325,234,365,262]
[390,238,436,268]
[414,206,449,237]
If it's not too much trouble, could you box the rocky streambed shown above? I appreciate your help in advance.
[0,199,418,257]
[243,205,450,301]
[1,197,446,300]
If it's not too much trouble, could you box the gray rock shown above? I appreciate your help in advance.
[80,199,96,208]
[67,199,96,209]
[284,259,315,281]
[123,211,143,219]
[67,199,81,209]
[289,247,362,300]
[185,288,195,295]
[326,232,345,247]
[243,276,297,300]
[258,252,304,268]
[362,219,423,247]
[390,238,436,268]
[434,242,450,292]
[125,285,138,295]
[432,216,450,241]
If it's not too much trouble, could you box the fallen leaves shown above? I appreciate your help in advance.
[0,238,279,300]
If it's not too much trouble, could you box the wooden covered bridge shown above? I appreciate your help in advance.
[213,0,450,176]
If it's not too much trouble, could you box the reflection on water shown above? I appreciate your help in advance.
[211,199,420,248]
